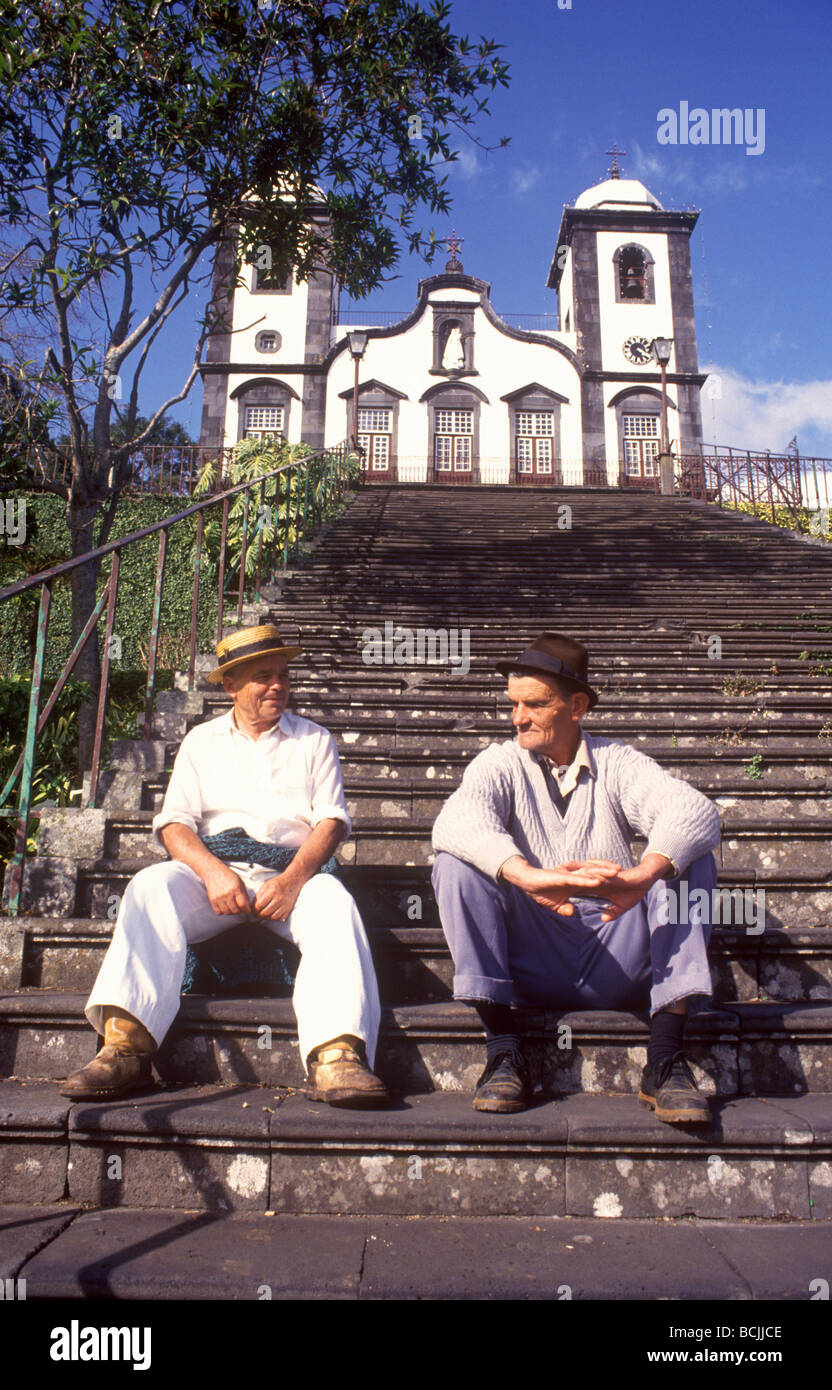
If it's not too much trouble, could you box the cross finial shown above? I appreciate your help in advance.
[445,229,464,259]
[605,143,626,179]
[441,228,465,274]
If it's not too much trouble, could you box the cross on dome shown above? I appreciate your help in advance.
[605,143,627,179]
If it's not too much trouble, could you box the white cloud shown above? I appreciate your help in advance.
[700,364,832,457]
[511,165,541,196]
[450,143,481,180]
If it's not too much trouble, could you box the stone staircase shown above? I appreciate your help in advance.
[3,484,832,1238]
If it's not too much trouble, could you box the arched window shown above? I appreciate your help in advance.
[613,244,655,304]
[230,378,299,442]
[421,383,488,483]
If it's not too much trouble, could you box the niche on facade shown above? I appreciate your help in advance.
[430,305,477,376]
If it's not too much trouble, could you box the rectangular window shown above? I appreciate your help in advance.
[357,407,393,471]
[435,408,473,436]
[253,265,291,292]
[357,407,392,434]
[434,408,473,472]
[623,414,659,476]
[516,410,554,473]
[244,405,285,439]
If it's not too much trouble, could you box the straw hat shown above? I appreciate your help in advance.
[205,623,303,684]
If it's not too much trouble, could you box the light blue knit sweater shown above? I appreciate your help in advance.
[431,730,721,880]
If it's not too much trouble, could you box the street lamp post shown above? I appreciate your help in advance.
[346,330,369,453]
[650,336,674,494]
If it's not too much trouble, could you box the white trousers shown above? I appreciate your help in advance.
[85,860,381,1072]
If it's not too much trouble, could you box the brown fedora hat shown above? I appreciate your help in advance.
[495,632,600,709]
[206,623,303,684]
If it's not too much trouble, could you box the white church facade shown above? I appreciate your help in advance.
[198,170,707,486]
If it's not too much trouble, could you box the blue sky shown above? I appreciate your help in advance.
[157,0,832,455]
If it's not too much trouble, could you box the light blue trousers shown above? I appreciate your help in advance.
[432,851,718,1016]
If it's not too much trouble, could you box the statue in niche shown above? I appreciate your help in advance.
[441,323,465,371]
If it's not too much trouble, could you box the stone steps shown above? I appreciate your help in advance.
[132,780,832,822]
[4,919,832,1004]
[3,992,832,1099]
[4,484,832,1230]
[2,1080,831,1219]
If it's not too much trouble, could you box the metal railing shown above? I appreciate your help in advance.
[678,448,832,525]
[359,457,614,487]
[333,310,559,332]
[0,442,354,915]
[20,443,241,498]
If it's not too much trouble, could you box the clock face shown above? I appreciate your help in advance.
[623,336,652,365]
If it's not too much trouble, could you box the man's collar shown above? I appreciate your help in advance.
[221,708,294,739]
[531,730,593,777]
[548,731,591,777]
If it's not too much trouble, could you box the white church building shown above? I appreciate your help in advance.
[198,167,707,487]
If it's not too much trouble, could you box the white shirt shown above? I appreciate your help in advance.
[151,708,351,856]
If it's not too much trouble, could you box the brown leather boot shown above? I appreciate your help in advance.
[306,1035,389,1108]
[60,1008,156,1100]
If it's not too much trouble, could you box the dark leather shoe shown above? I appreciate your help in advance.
[60,1045,155,1101]
[639,1052,711,1124]
[473,1049,530,1113]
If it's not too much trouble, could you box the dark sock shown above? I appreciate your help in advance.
[475,1002,522,1062]
[647,1010,685,1070]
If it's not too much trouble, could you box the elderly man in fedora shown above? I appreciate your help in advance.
[431,632,721,1123]
[61,623,387,1108]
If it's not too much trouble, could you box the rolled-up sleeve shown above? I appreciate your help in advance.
[151,741,203,851]
[308,731,352,837]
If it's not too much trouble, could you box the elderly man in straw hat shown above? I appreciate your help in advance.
[61,624,388,1108]
[432,632,722,1124]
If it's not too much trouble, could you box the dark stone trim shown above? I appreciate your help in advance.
[301,374,327,452]
[416,272,491,296]
[580,376,606,468]
[667,228,700,376]
[432,303,476,373]
[304,266,336,364]
[478,299,581,368]
[197,372,229,451]
[254,330,282,353]
[585,370,708,386]
[337,378,409,401]
[200,363,324,376]
[608,385,678,410]
[323,287,582,374]
[229,377,301,402]
[675,380,705,454]
[419,381,490,405]
[501,382,570,406]
[571,227,602,369]
[549,208,699,289]
[203,232,235,366]
[198,230,236,448]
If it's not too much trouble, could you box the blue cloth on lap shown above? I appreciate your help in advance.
[182,826,339,994]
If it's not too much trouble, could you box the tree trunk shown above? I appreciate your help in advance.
[68,494,103,778]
